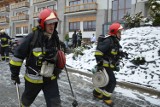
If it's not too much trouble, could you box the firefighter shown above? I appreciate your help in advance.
[93,22,126,106]
[0,29,11,62]
[9,8,62,107]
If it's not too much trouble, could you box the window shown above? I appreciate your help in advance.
[47,5,56,10]
[23,26,28,34]
[38,7,45,12]
[16,27,21,34]
[83,20,96,31]
[83,0,96,3]
[112,0,131,21]
[69,22,80,31]
[16,26,28,35]
[22,10,28,14]
[112,0,118,10]
[69,0,80,6]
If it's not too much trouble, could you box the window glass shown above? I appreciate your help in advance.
[83,22,87,29]
[69,2,74,6]
[119,0,124,9]
[69,23,73,31]
[16,27,21,34]
[83,21,96,31]
[112,10,117,21]
[23,26,28,34]
[125,9,131,14]
[112,0,118,10]
[83,0,87,3]
[84,0,95,3]
[88,0,92,3]
[126,0,131,8]
[47,5,54,10]
[69,22,80,31]
[38,7,45,12]
[92,21,96,31]
[112,0,131,21]
[22,10,28,14]
[69,0,80,6]
[88,21,92,30]
[119,10,124,20]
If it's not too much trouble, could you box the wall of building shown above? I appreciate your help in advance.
[131,0,148,17]
[0,0,149,41]
[57,0,65,41]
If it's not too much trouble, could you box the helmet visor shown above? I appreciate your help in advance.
[45,19,58,24]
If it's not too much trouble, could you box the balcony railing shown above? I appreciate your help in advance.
[65,2,97,13]
[33,11,39,18]
[11,1,30,9]
[11,14,29,21]
[0,17,9,23]
[33,0,47,4]
[0,7,10,12]
[33,10,57,18]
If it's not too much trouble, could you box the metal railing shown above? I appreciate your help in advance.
[11,1,30,9]
[65,2,97,13]
[33,0,47,4]
[0,17,9,23]
[33,11,39,18]
[11,14,29,21]
[0,7,10,12]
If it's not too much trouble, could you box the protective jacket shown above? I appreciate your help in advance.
[95,35,122,70]
[10,27,61,84]
[0,33,11,47]
[93,35,123,101]
[0,33,11,61]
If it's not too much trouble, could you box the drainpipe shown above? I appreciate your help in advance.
[134,0,138,14]
[107,0,109,23]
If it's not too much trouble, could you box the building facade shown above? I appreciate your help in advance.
[0,0,149,41]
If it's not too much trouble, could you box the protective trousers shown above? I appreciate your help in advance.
[1,46,9,61]
[21,77,61,107]
[93,67,116,100]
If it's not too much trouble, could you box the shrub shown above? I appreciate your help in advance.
[123,12,143,28]
[131,56,146,66]
[147,0,160,26]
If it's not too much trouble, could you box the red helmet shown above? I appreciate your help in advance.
[109,22,123,35]
[38,8,59,29]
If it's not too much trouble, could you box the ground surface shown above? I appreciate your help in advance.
[0,61,159,107]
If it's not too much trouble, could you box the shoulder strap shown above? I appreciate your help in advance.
[30,30,39,49]
[26,30,39,67]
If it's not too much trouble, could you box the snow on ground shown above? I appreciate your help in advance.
[66,26,160,91]
[0,26,160,107]
[2,62,159,107]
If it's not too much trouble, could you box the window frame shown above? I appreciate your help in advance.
[83,20,96,31]
[69,22,80,32]
[112,0,131,21]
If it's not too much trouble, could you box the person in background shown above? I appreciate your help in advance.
[0,29,11,62]
[9,8,62,107]
[64,32,69,49]
[77,30,82,47]
[72,30,77,48]
[90,33,96,44]
[93,22,127,106]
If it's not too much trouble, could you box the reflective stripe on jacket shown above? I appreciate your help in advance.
[24,73,56,84]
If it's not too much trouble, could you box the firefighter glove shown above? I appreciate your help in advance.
[11,74,20,84]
